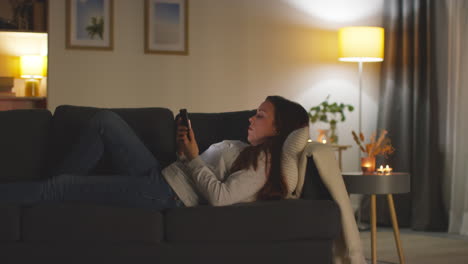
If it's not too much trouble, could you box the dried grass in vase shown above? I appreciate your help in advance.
[351,130,395,158]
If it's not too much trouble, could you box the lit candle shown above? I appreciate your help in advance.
[322,139,327,144]
[377,165,385,174]
[360,157,376,174]
[385,165,393,174]
[307,139,312,142]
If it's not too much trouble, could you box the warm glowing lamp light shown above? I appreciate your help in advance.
[338,26,384,136]
[338,27,384,62]
[20,55,45,97]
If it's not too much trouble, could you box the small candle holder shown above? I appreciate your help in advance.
[377,165,393,175]
[377,165,385,174]
[361,157,376,174]
[385,165,393,174]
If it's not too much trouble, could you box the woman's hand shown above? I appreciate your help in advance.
[176,119,199,161]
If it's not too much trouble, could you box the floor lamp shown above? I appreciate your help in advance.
[338,26,384,139]
[338,26,384,231]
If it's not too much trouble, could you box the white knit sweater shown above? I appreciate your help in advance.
[162,140,267,207]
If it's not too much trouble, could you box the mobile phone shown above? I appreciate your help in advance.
[179,109,189,128]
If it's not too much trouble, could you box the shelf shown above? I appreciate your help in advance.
[0,96,47,110]
[0,96,47,101]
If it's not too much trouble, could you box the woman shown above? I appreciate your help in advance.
[0,96,309,210]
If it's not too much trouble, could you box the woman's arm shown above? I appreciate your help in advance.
[186,156,267,206]
[176,120,199,161]
[177,121,266,206]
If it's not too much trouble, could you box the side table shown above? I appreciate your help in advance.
[308,141,351,170]
[330,144,352,170]
[342,172,410,264]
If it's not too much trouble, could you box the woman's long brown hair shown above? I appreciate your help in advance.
[230,96,309,200]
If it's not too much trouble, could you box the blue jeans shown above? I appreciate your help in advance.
[0,110,183,210]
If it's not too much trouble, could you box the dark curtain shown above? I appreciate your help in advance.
[362,0,448,231]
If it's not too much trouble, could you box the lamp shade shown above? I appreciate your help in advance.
[20,55,45,79]
[338,27,384,62]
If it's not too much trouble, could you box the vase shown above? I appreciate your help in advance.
[361,156,376,174]
[329,122,338,144]
[317,129,329,144]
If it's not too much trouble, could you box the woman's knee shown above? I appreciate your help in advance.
[90,110,124,127]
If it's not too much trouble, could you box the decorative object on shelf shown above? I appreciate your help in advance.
[352,130,395,174]
[338,26,384,151]
[0,0,47,32]
[20,55,46,97]
[0,77,15,97]
[317,129,329,144]
[145,0,188,55]
[66,0,114,50]
[308,95,354,144]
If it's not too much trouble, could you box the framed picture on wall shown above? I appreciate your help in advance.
[66,0,114,50]
[145,0,188,55]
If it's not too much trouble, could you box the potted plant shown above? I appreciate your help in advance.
[308,95,354,143]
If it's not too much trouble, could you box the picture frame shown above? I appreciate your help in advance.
[145,0,188,55]
[66,0,114,50]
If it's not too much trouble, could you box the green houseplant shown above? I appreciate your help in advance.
[308,95,354,144]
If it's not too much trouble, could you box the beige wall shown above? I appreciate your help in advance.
[48,0,383,172]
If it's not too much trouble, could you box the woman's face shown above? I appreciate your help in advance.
[248,101,277,146]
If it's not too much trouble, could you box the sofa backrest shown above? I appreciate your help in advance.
[187,110,256,153]
[0,109,52,182]
[46,105,176,176]
[0,105,331,200]
[46,106,255,177]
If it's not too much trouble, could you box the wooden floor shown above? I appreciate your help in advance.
[360,228,468,264]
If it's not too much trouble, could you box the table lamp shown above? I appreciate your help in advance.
[20,55,46,97]
[338,26,384,135]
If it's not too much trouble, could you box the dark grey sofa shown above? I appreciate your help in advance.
[0,105,341,264]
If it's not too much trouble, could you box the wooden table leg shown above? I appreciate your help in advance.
[387,194,405,264]
[338,149,343,170]
[371,194,377,264]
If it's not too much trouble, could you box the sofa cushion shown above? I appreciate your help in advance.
[0,109,52,181]
[282,126,310,197]
[22,203,164,242]
[187,110,256,153]
[0,203,21,241]
[165,199,340,242]
[46,105,176,176]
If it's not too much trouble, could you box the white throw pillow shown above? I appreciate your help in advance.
[281,126,310,197]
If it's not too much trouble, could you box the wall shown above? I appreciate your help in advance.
[48,0,384,172]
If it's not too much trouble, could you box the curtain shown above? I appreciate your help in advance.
[445,0,468,235]
[366,0,448,230]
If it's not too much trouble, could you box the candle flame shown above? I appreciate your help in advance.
[376,164,393,174]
